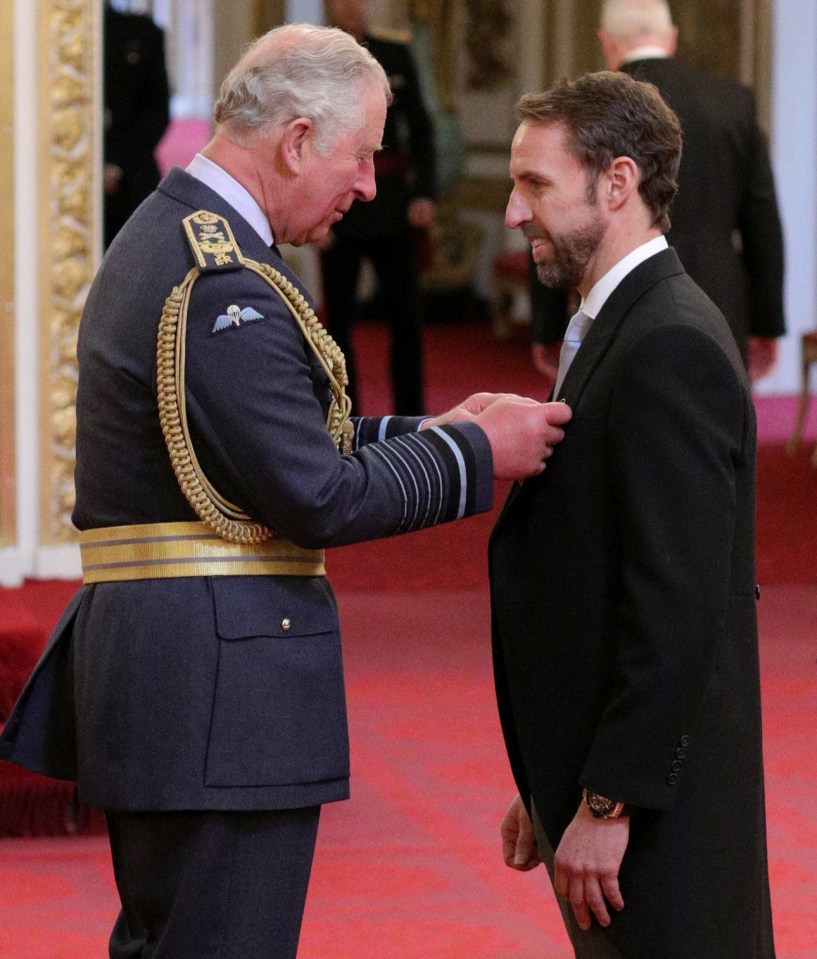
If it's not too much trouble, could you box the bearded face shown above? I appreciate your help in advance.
[529,212,606,289]
[507,120,609,294]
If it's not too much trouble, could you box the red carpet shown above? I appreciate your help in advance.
[1,320,816,957]
[1,585,815,958]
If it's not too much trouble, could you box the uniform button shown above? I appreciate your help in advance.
[755,584,761,600]
[676,747,687,760]
[281,618,292,632]
[667,773,679,785]
[671,760,682,771]
[680,735,690,747]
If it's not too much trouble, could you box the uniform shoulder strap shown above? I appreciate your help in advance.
[182,209,245,273]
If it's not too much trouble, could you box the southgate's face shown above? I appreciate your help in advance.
[506,120,607,290]
[283,83,386,247]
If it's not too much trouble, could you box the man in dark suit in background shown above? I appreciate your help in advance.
[1,23,570,959]
[320,0,437,414]
[494,70,775,958]
[530,0,786,385]
[103,1,170,248]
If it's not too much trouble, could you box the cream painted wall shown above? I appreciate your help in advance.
[755,0,817,396]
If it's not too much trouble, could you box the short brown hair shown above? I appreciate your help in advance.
[516,71,681,232]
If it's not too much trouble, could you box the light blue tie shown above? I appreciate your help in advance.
[553,309,592,397]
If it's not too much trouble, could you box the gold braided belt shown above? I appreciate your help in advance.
[80,521,325,584]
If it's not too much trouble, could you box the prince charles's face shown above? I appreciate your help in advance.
[278,84,386,247]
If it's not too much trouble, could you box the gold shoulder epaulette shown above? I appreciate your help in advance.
[368,25,412,45]
[183,210,245,273]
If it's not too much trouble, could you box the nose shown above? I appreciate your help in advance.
[505,188,530,230]
[355,158,377,202]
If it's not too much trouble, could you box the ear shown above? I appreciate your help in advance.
[280,117,313,175]
[603,156,640,211]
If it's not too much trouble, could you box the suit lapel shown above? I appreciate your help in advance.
[494,249,686,526]
[556,248,686,407]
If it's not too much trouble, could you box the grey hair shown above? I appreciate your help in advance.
[600,0,674,39]
[214,23,391,154]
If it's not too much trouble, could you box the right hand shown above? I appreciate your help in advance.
[475,396,572,480]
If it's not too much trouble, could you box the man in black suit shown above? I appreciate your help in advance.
[1,23,570,959]
[493,71,775,958]
[320,0,436,414]
[103,1,170,248]
[531,0,785,384]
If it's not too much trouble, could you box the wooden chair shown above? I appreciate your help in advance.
[787,330,817,466]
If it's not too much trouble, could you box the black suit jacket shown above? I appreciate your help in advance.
[490,249,775,957]
[103,7,170,245]
[624,57,785,353]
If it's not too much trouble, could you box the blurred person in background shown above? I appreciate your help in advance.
[320,0,437,414]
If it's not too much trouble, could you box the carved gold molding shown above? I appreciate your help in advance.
[0,1,14,548]
[39,0,101,544]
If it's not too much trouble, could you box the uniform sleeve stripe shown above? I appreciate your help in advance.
[426,426,468,519]
[377,416,394,443]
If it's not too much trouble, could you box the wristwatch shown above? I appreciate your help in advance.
[583,788,631,819]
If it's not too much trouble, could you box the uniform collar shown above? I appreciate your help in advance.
[186,153,275,247]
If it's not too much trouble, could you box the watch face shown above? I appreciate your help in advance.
[585,791,620,818]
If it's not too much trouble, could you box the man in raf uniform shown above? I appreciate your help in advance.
[1,23,570,959]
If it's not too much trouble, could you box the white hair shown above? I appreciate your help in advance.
[600,0,674,40]
[214,23,391,154]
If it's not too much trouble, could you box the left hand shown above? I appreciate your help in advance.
[553,799,629,930]
[421,392,515,429]
[746,336,778,381]
[407,197,436,230]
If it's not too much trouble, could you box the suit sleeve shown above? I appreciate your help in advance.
[579,325,752,809]
[181,267,492,549]
[736,88,785,338]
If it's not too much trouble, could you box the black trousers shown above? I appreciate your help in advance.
[320,230,424,416]
[106,807,320,959]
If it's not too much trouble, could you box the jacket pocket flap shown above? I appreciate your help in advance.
[212,577,337,639]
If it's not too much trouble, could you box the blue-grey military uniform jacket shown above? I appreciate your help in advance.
[0,169,494,811]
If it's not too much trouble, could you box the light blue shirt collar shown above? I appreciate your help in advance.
[186,153,275,247]
[580,235,669,321]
